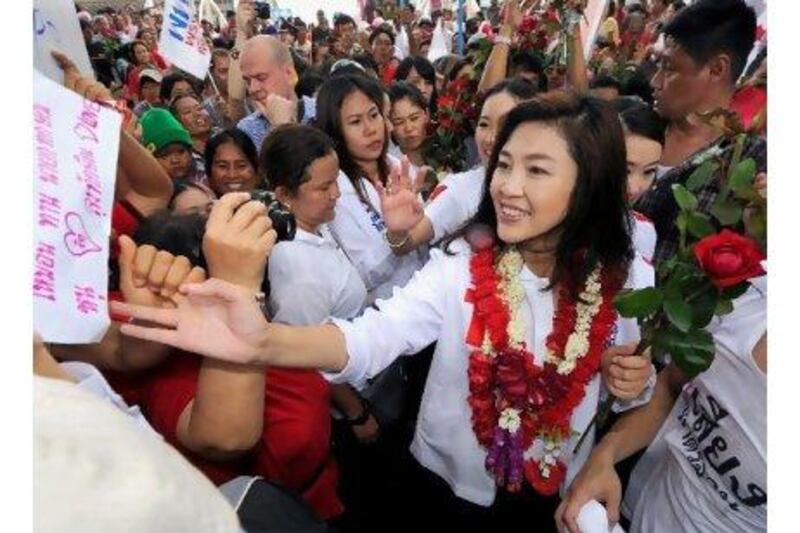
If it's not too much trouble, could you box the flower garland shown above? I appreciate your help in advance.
[465,246,622,496]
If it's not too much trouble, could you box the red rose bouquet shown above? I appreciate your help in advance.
[575,108,766,451]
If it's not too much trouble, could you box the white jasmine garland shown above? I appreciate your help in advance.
[499,408,522,434]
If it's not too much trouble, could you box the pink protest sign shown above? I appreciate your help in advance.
[33,72,121,344]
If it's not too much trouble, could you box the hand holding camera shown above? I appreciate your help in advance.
[203,193,277,293]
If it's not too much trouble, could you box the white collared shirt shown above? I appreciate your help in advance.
[325,246,655,506]
[327,168,428,303]
[424,165,486,243]
[268,225,367,325]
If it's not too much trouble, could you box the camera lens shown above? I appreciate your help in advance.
[250,190,296,242]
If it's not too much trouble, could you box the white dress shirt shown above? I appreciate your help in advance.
[327,168,428,303]
[325,245,655,506]
[424,165,486,242]
[268,225,367,325]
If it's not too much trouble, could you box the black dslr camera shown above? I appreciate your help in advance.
[250,190,296,242]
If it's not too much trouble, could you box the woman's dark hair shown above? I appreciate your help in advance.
[614,98,667,146]
[127,40,149,65]
[168,92,200,118]
[296,70,326,99]
[483,77,539,102]
[447,57,472,82]
[134,211,208,271]
[314,74,390,207]
[369,25,396,46]
[204,129,260,182]
[388,81,428,111]
[395,56,439,115]
[134,210,271,298]
[449,93,633,295]
[168,181,213,210]
[351,54,380,75]
[160,72,198,102]
[260,125,336,194]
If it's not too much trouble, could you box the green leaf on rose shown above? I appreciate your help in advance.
[686,160,719,192]
[721,282,750,300]
[710,199,743,226]
[685,212,715,239]
[690,282,720,330]
[663,286,693,333]
[653,326,716,378]
[614,287,663,318]
[673,184,699,211]
[729,158,757,192]
[715,299,735,316]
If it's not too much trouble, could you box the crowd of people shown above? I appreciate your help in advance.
[35,0,767,531]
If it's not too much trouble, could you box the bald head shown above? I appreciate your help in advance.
[240,35,297,103]
[241,35,292,67]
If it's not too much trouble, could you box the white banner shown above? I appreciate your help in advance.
[159,0,212,79]
[33,72,121,344]
[33,0,94,83]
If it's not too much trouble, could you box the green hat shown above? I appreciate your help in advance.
[139,108,193,154]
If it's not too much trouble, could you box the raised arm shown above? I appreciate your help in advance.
[227,0,256,124]
[173,193,278,458]
[51,51,173,215]
[566,22,589,92]
[478,0,538,93]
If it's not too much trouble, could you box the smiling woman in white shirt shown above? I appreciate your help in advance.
[116,94,657,530]
[314,74,428,303]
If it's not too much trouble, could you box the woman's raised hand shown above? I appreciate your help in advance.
[375,156,425,235]
[112,278,270,366]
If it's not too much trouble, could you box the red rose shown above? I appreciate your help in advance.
[693,230,766,289]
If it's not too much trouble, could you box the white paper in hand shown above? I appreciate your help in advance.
[33,72,121,344]
[576,500,626,533]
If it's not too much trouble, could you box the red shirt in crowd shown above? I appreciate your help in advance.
[106,353,342,520]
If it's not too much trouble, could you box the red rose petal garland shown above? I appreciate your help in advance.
[465,246,623,496]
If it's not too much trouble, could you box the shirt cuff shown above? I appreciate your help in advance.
[318,318,369,390]
[611,364,657,413]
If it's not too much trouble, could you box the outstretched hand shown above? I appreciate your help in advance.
[375,156,425,235]
[112,278,270,366]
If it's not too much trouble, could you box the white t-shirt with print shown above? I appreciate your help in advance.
[623,276,767,532]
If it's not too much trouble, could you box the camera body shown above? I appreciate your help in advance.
[254,2,271,20]
[250,190,296,242]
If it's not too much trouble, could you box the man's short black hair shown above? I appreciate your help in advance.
[590,75,623,92]
[510,50,547,91]
[663,0,756,84]
[333,14,356,28]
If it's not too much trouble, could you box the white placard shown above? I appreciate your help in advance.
[159,0,212,79]
[33,0,95,83]
[33,72,121,344]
